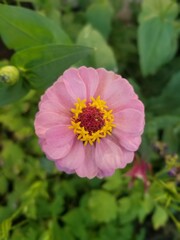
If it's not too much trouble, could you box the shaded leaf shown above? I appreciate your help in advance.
[138,194,154,223]
[103,171,123,192]
[12,44,92,89]
[138,0,178,76]
[0,218,12,240]
[139,0,178,21]
[63,208,89,239]
[86,0,114,39]
[88,190,117,223]
[152,205,168,229]
[77,24,117,71]
[0,4,71,50]
[148,71,180,114]
[0,79,29,107]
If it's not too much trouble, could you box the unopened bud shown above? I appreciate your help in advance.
[0,66,19,86]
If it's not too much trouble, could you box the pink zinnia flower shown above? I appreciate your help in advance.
[34,67,145,179]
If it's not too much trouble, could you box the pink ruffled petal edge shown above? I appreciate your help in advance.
[41,138,74,160]
[35,112,69,138]
[55,140,85,172]
[62,68,87,101]
[78,66,99,102]
[114,108,145,134]
[76,144,98,179]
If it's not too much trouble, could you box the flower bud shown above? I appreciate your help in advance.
[0,66,20,86]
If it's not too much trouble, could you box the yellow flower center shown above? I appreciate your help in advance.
[69,96,115,145]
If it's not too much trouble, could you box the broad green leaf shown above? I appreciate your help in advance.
[0,218,12,240]
[152,205,168,229]
[139,0,178,21]
[12,44,92,89]
[86,0,114,39]
[21,181,48,219]
[95,223,134,240]
[138,18,178,76]
[0,4,71,50]
[88,190,117,223]
[138,194,155,223]
[103,171,123,192]
[157,71,180,112]
[118,194,143,224]
[1,141,25,176]
[24,227,39,240]
[138,0,179,76]
[77,24,117,71]
[0,79,29,106]
[22,181,48,200]
[148,71,180,114]
[63,208,89,239]
[48,220,62,240]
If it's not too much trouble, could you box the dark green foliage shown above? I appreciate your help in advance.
[0,1,180,240]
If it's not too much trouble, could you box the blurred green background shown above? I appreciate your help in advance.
[0,0,180,239]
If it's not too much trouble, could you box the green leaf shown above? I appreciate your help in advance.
[86,0,114,39]
[138,0,179,76]
[21,181,48,219]
[148,71,180,114]
[103,171,123,192]
[77,24,117,71]
[0,4,71,50]
[158,71,180,112]
[0,218,12,240]
[138,194,155,223]
[139,0,178,21]
[63,208,89,240]
[97,223,134,240]
[0,78,29,106]
[152,205,168,229]
[12,44,92,89]
[118,193,143,224]
[88,190,117,223]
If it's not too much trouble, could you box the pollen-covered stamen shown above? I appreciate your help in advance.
[77,105,105,134]
[69,96,115,145]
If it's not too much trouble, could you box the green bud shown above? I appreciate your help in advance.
[0,66,20,86]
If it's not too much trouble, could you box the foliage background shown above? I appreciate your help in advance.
[0,0,180,239]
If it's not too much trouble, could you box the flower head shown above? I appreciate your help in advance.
[34,67,145,178]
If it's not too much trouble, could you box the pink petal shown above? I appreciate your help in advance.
[38,81,73,118]
[42,139,74,160]
[97,169,115,178]
[48,81,74,111]
[121,149,134,166]
[76,144,98,179]
[78,66,99,101]
[55,140,85,172]
[62,68,86,101]
[34,112,69,137]
[114,108,145,134]
[114,98,144,114]
[45,125,74,147]
[95,138,124,172]
[113,129,142,151]
[95,68,117,97]
[39,98,63,114]
[55,164,75,174]
[103,78,136,110]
